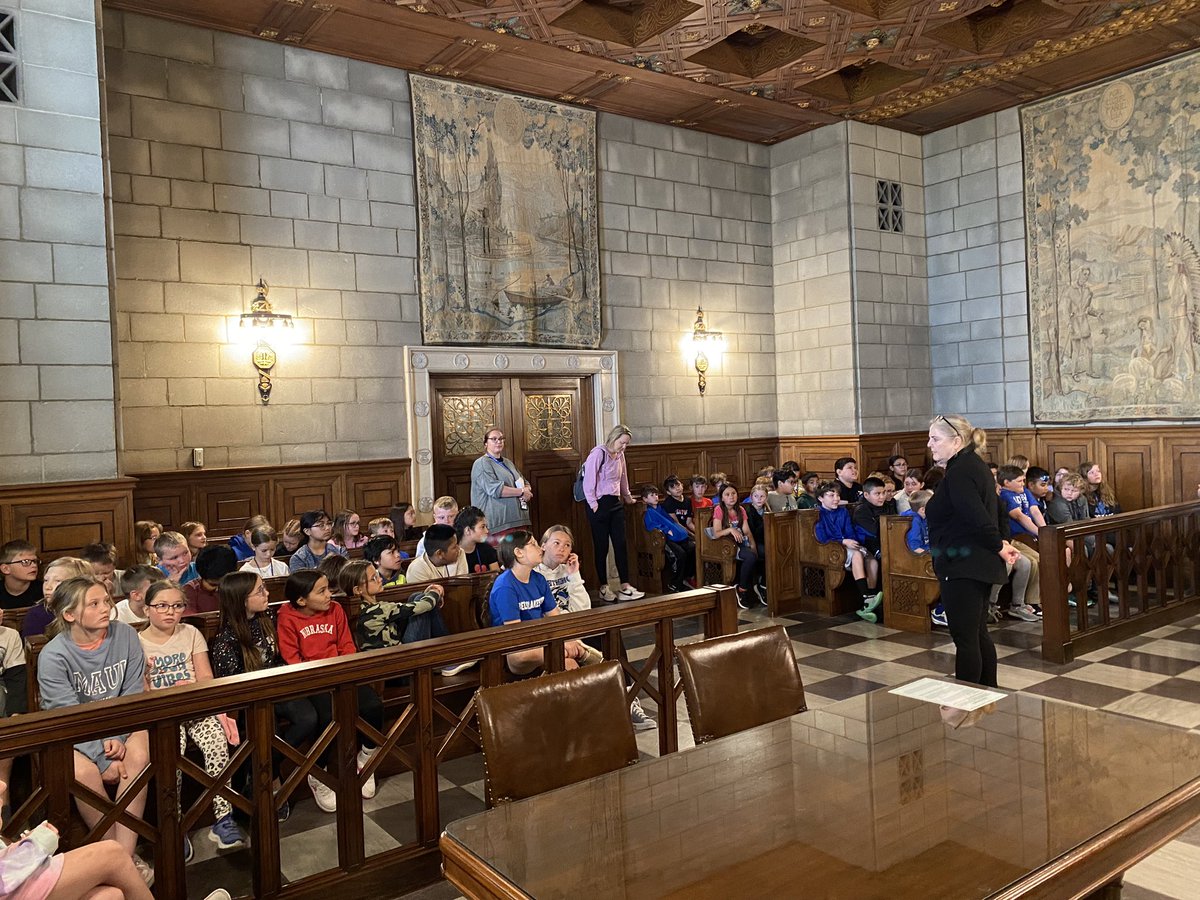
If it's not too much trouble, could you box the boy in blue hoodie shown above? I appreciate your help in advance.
[642,484,694,592]
[903,489,946,627]
[814,481,881,622]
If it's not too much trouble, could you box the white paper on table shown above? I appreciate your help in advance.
[889,677,1008,712]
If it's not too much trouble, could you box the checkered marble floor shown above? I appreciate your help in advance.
[186,606,1200,899]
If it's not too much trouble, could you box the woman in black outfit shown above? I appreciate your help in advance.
[924,414,1020,687]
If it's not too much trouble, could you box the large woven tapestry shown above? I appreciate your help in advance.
[411,75,600,349]
[1023,51,1200,422]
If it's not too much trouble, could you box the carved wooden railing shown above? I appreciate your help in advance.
[1040,501,1200,663]
[0,588,737,900]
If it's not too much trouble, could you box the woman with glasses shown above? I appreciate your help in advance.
[470,427,533,545]
[925,415,1021,687]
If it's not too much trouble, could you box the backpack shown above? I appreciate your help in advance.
[572,464,587,503]
[573,446,607,503]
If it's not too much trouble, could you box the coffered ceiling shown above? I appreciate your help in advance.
[108,0,1200,142]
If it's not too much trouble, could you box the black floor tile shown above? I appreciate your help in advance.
[1142,677,1200,704]
[805,675,888,702]
[792,629,871,650]
[436,753,485,786]
[1024,676,1131,708]
[800,649,894,675]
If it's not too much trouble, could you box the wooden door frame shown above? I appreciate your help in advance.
[404,346,622,519]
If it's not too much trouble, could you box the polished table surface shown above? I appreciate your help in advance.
[441,685,1200,899]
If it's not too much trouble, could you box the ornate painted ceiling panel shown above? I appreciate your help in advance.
[108,0,1200,141]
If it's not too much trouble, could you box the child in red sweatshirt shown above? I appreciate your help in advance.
[278,570,385,813]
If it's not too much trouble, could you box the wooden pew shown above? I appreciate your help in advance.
[693,507,736,588]
[880,514,939,633]
[761,510,805,617]
[22,634,47,713]
[1,605,31,637]
[793,508,859,616]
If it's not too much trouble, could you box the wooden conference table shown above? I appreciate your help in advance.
[441,685,1200,899]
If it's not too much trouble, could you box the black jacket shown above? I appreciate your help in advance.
[925,445,1007,584]
[851,501,884,556]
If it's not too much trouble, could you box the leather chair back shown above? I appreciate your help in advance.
[476,660,639,804]
[675,625,806,744]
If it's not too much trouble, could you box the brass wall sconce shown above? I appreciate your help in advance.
[685,305,724,395]
[240,278,293,405]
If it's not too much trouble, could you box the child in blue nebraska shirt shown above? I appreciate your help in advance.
[998,465,1044,540]
[814,481,882,622]
[641,484,694,591]
[489,530,594,675]
[903,490,947,628]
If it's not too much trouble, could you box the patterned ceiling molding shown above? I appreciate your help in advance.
[925,0,1068,54]
[860,0,1200,122]
[551,0,702,48]
[685,24,823,78]
[109,0,1200,139]
[804,59,925,103]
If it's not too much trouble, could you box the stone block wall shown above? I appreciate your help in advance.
[0,0,116,484]
[105,10,419,472]
[923,110,1030,428]
[848,121,933,433]
[770,123,855,435]
[598,115,777,443]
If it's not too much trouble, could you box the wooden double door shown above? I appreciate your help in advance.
[430,374,596,575]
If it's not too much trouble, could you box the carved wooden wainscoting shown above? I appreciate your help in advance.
[130,459,412,539]
[0,478,137,565]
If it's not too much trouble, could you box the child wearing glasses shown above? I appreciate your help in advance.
[0,540,42,609]
[328,509,368,552]
[138,581,248,855]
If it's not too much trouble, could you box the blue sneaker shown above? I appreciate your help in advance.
[209,813,248,851]
[930,604,948,628]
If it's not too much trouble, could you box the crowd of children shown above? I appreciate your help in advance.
[0,454,1123,889]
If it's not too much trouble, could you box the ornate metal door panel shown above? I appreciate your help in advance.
[430,375,594,576]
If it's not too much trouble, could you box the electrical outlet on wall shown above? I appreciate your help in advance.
[192,448,204,468]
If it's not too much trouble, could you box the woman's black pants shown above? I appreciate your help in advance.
[586,495,629,584]
[942,577,998,687]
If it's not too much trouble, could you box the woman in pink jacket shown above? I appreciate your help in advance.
[581,424,645,604]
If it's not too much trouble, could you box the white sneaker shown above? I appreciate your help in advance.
[1007,605,1039,623]
[619,586,645,600]
[629,698,657,731]
[132,853,154,888]
[357,747,377,799]
[203,891,233,900]
[599,585,618,603]
[308,773,337,812]
[439,659,478,676]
